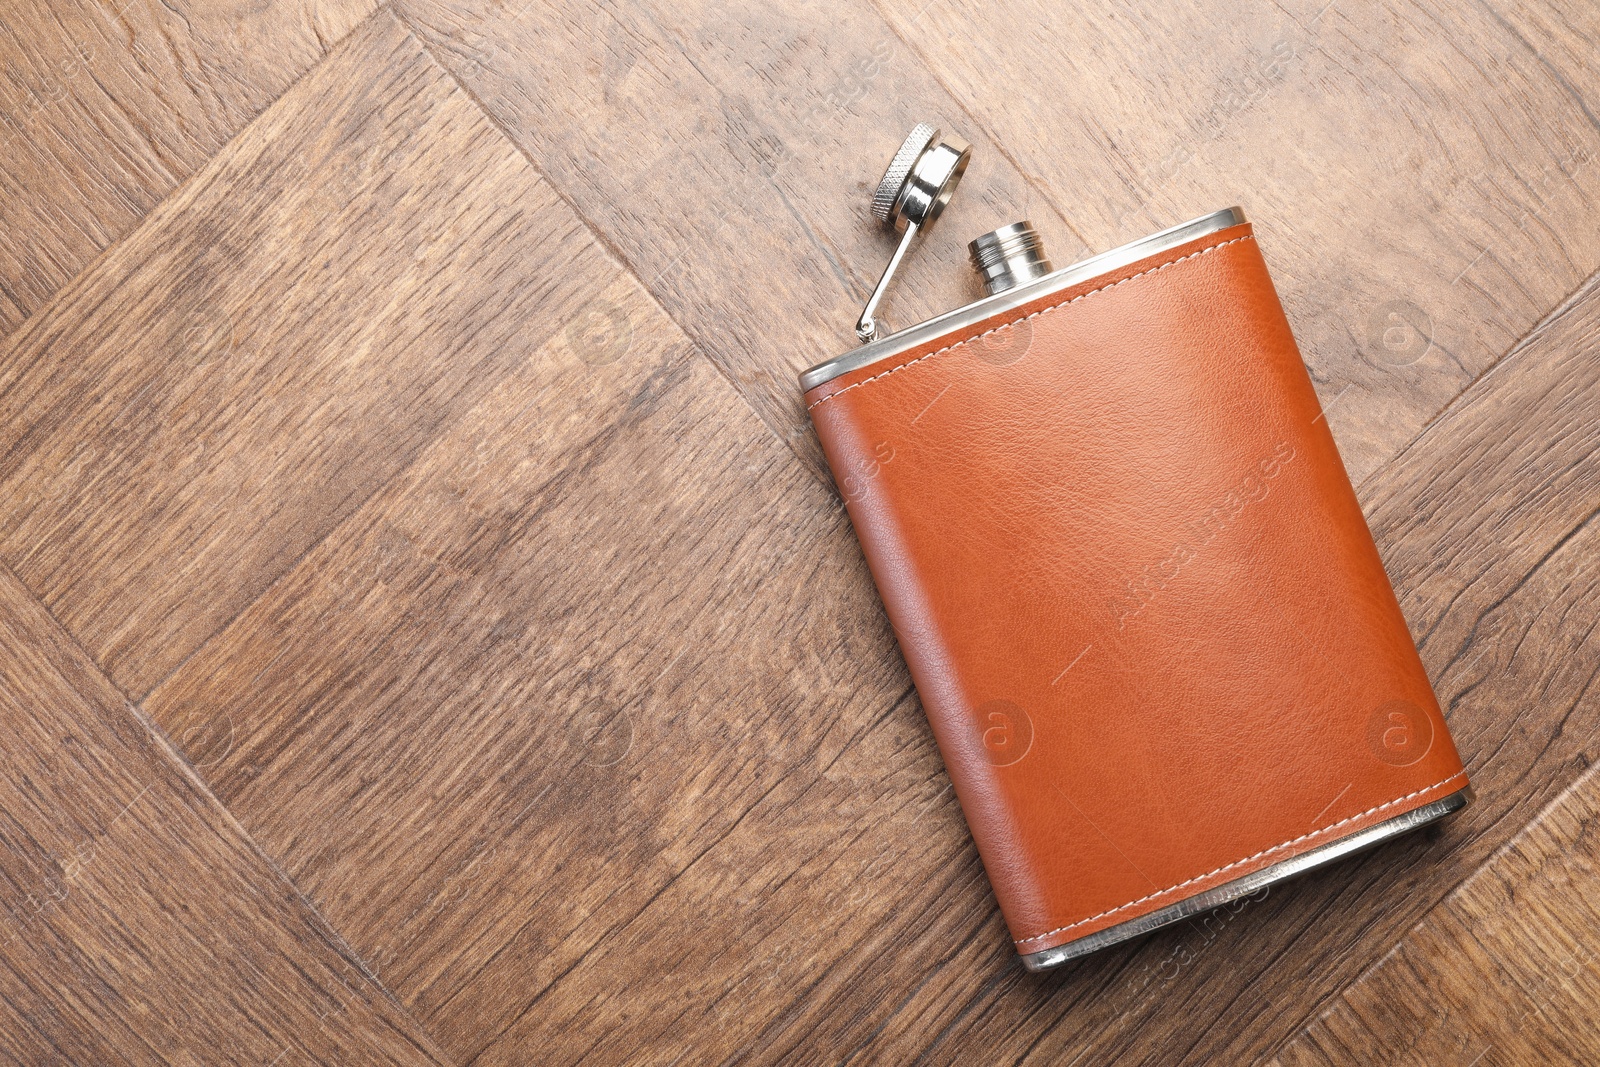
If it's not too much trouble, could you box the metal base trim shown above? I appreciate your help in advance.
[1018,787,1473,972]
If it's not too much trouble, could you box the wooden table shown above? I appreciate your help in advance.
[0,0,1596,1062]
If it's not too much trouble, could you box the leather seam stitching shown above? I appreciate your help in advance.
[805,234,1255,412]
[1012,769,1469,948]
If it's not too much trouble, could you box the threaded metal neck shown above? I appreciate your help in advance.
[968,222,1053,295]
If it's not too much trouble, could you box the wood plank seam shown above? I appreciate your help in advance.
[391,6,808,476]
[0,1,396,352]
[110,11,684,708]
[0,0,396,343]
[892,0,1598,519]
[0,5,618,702]
[1270,757,1600,1065]
[0,9,637,1052]
[388,0,1091,489]
[1355,263,1600,500]
[1252,261,1600,1064]
[0,553,452,1058]
[868,0,1600,496]
[858,0,1093,256]
[0,556,455,1064]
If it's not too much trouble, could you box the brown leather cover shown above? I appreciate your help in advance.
[803,223,1467,959]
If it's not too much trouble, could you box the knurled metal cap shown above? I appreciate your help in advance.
[871,122,937,226]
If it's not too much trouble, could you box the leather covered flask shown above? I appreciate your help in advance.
[802,124,1471,970]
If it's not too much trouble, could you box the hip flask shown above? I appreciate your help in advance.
[800,124,1471,970]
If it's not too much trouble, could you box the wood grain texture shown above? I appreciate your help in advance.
[1273,762,1600,1066]
[0,562,445,1065]
[140,268,968,1063]
[0,8,605,698]
[0,0,1596,1062]
[391,0,1090,479]
[139,81,1600,1067]
[866,0,1600,484]
[0,0,380,341]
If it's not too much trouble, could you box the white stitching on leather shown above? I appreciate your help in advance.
[805,234,1255,412]
[1012,770,1469,948]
